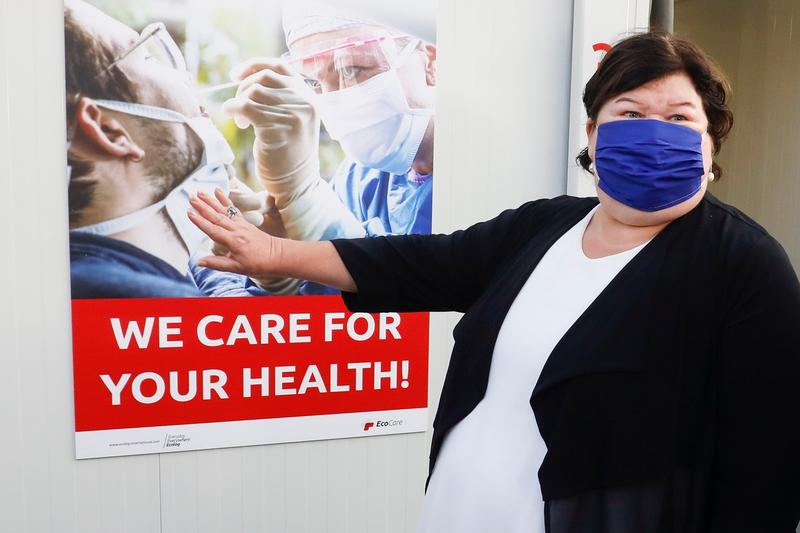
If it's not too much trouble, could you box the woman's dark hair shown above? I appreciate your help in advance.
[577,32,733,179]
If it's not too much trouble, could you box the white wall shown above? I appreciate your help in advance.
[0,0,573,532]
[566,0,651,197]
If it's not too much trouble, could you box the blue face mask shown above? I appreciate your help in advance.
[594,119,707,212]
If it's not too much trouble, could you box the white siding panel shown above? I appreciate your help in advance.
[0,0,166,527]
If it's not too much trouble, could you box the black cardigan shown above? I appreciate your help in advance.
[331,193,800,532]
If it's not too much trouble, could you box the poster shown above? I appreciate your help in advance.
[64,0,436,458]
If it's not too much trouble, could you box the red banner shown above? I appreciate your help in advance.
[72,296,429,432]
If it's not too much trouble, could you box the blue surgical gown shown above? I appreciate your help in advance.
[332,158,432,236]
[300,159,433,295]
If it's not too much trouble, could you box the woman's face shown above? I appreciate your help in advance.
[586,72,714,226]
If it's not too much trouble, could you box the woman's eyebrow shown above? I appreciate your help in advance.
[668,101,698,109]
[613,96,641,105]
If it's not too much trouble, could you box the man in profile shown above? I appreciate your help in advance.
[65,0,266,298]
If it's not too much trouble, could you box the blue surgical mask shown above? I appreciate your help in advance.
[594,119,707,212]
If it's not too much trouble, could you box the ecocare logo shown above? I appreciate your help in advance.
[363,419,404,431]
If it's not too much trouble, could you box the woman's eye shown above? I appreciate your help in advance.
[670,114,687,122]
[623,111,642,118]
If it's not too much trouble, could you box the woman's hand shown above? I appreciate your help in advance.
[188,187,358,292]
[188,187,283,277]
[227,177,287,239]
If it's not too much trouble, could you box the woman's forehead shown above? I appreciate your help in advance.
[612,72,702,106]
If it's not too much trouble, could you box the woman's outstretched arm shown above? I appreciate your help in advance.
[188,188,357,293]
[190,185,554,313]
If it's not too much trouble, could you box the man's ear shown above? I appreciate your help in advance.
[70,97,145,163]
[422,44,436,86]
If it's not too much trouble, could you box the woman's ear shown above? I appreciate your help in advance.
[70,97,145,163]
[701,131,714,177]
[422,44,436,86]
[585,120,598,163]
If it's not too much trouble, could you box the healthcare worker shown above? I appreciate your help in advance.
[220,1,436,293]
[285,0,435,237]
[227,0,435,243]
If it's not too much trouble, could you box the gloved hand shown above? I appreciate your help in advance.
[222,58,366,243]
[214,177,302,295]
[222,58,318,210]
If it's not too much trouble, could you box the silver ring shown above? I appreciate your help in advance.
[226,205,239,219]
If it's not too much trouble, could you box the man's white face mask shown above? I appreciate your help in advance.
[311,39,433,175]
[70,100,234,258]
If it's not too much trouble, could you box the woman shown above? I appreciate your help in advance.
[187,32,800,532]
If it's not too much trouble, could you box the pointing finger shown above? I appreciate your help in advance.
[190,195,236,231]
[214,187,234,208]
[198,190,228,214]
[187,210,233,246]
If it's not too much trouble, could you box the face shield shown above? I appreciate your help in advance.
[283,31,433,174]
[283,32,419,97]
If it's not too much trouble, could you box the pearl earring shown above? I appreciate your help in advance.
[708,171,716,182]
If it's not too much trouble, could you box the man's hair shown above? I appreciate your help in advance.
[64,4,137,223]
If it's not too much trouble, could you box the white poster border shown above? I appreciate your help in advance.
[75,408,427,459]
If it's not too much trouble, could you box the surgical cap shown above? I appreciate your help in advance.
[282,0,385,47]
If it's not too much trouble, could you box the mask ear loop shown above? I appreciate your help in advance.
[389,38,434,117]
[92,99,188,123]
[93,99,198,163]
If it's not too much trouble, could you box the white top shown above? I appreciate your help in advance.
[416,205,650,533]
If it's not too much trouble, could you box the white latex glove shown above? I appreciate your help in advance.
[223,59,318,208]
[222,58,366,243]
[215,177,302,295]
